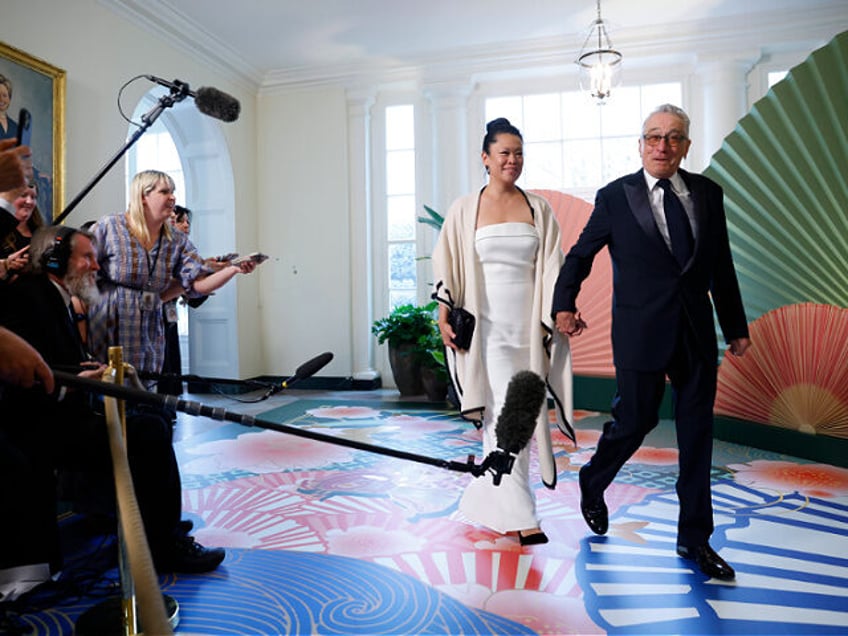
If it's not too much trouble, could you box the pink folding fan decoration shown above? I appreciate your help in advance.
[715,303,848,438]
[532,190,614,377]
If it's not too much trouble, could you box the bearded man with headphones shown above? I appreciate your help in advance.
[0,225,225,576]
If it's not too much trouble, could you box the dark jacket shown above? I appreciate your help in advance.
[553,168,748,371]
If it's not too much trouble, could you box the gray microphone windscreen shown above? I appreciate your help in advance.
[494,370,546,454]
[194,86,241,122]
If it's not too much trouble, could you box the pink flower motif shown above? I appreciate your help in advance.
[384,414,430,425]
[729,460,848,498]
[384,415,465,439]
[629,446,679,465]
[184,429,354,474]
[306,405,382,419]
[193,527,263,549]
[325,524,426,557]
[574,409,601,421]
[575,429,602,448]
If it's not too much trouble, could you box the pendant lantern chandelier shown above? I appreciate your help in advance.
[576,0,623,104]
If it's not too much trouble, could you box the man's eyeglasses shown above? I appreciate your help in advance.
[642,133,687,148]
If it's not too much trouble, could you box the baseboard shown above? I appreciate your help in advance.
[574,376,846,467]
[714,415,848,468]
[187,375,383,395]
[573,375,673,419]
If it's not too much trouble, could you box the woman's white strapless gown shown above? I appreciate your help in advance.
[458,222,540,533]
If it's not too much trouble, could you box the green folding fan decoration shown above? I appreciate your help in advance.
[704,30,848,322]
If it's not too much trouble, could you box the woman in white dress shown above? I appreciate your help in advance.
[431,118,574,545]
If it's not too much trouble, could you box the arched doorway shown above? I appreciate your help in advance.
[128,90,239,379]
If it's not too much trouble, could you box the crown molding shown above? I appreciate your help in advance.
[99,0,263,91]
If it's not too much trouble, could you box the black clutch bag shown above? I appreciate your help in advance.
[448,306,475,350]
[433,282,475,350]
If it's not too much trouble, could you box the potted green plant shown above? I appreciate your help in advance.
[418,323,448,402]
[372,302,439,396]
[417,204,444,232]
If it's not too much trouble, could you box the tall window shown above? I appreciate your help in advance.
[127,125,185,208]
[485,83,682,197]
[767,71,788,87]
[385,104,417,308]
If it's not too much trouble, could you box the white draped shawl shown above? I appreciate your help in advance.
[431,189,574,488]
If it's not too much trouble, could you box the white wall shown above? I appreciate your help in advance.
[256,87,352,377]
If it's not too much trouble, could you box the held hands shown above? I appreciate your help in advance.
[555,311,588,337]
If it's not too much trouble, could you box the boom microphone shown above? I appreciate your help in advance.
[281,352,334,390]
[145,75,241,122]
[485,370,547,485]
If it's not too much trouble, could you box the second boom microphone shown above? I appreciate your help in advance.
[145,75,241,123]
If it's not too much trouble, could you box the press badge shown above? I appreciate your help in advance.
[164,302,178,323]
[141,290,157,312]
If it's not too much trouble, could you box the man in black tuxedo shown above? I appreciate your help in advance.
[0,225,224,574]
[553,104,751,580]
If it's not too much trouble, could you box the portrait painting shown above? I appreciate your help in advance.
[0,41,65,221]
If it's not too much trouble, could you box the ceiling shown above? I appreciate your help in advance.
[107,0,845,86]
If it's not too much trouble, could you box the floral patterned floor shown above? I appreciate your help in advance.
[6,397,848,635]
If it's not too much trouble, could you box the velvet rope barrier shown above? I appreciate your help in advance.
[52,370,487,477]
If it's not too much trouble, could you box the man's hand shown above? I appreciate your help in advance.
[0,327,54,393]
[0,139,33,191]
[555,311,588,337]
[728,337,752,357]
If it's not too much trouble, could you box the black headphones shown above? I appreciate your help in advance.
[43,226,77,277]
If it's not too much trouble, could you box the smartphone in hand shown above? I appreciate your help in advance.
[231,252,269,265]
[16,108,32,148]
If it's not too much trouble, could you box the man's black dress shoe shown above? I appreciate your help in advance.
[676,544,735,580]
[177,518,194,535]
[579,471,608,535]
[154,535,226,574]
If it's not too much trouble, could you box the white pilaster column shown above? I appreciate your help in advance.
[423,81,474,216]
[347,89,379,381]
[694,52,759,170]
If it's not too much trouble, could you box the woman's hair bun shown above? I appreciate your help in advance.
[486,117,512,132]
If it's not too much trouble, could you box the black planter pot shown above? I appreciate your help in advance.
[388,343,423,396]
[421,366,448,402]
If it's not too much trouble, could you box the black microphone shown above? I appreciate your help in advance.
[145,75,241,122]
[485,370,547,485]
[280,352,334,390]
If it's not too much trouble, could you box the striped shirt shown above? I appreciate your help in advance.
[88,213,211,378]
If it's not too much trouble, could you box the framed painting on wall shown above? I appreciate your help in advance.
[0,41,65,221]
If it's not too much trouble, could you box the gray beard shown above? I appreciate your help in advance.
[65,270,100,307]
